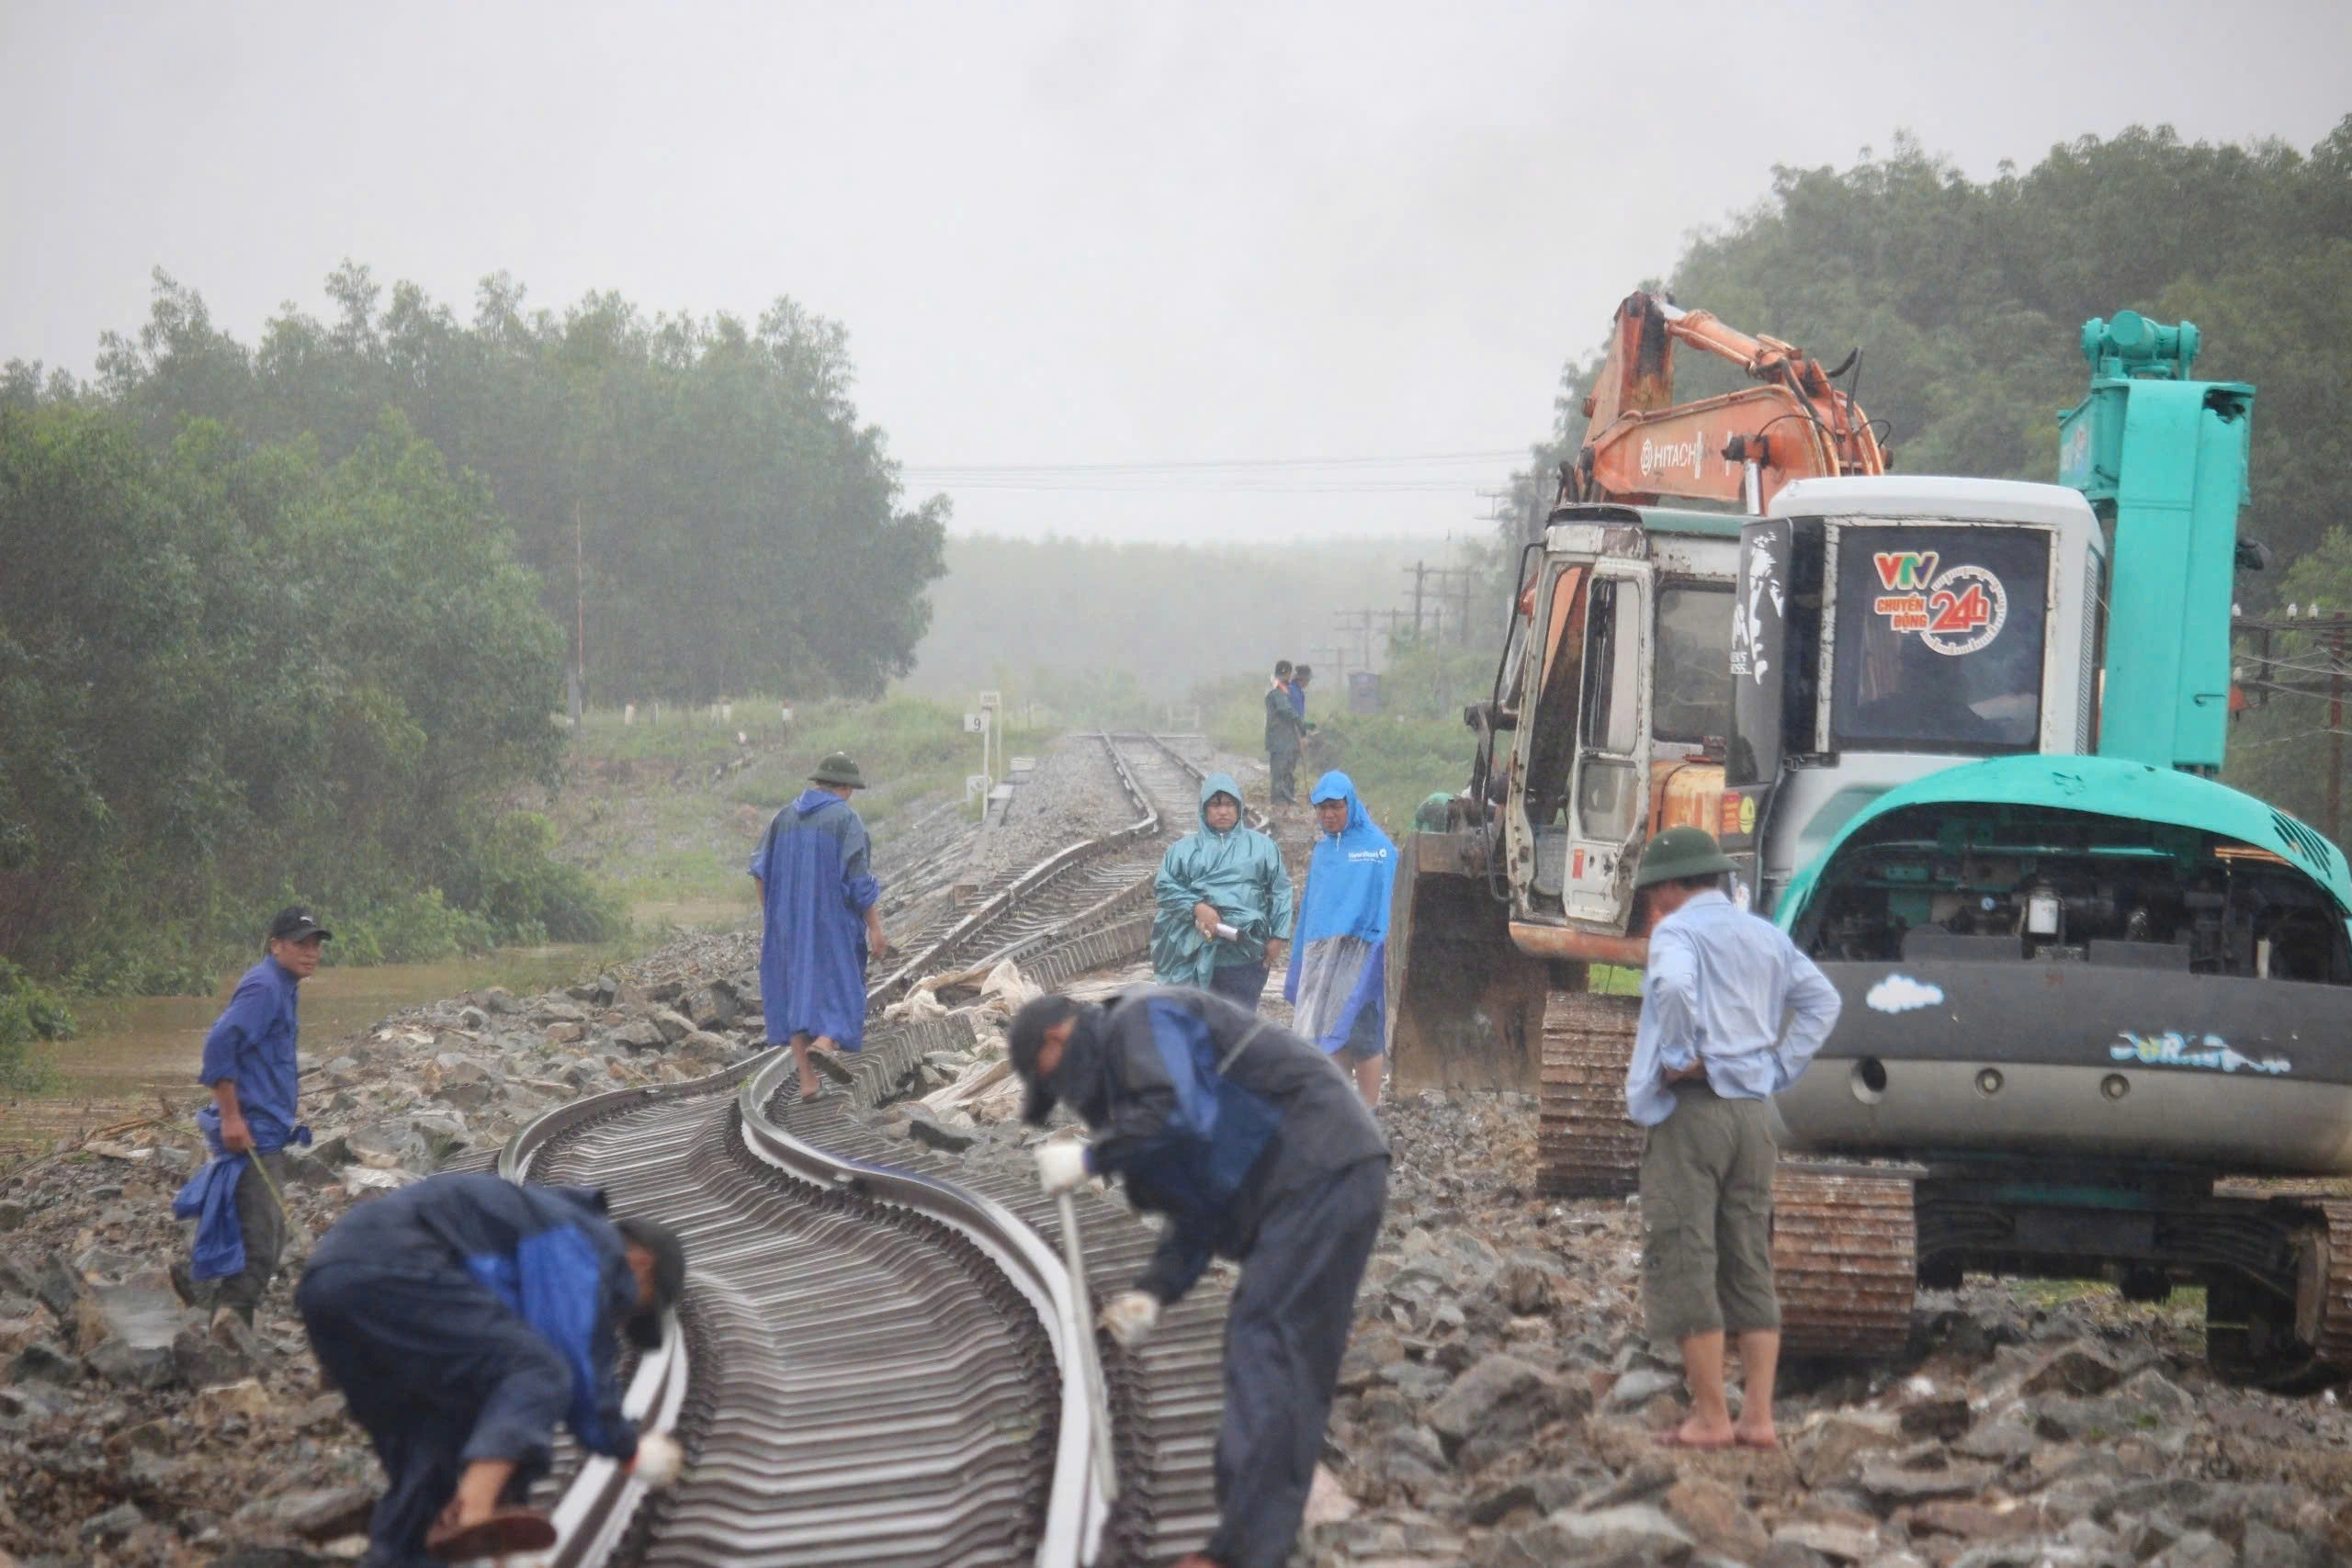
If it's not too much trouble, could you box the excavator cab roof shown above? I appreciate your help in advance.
[1544,502,1745,540]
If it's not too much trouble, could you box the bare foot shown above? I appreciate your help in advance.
[1733,1419,1779,1450]
[1656,1414,1737,1450]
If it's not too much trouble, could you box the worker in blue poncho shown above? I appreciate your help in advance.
[1152,772,1294,1010]
[174,906,328,1327]
[1283,773,1396,1107]
[751,752,888,1100]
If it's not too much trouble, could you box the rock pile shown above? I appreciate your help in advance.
[1295,1090,2352,1568]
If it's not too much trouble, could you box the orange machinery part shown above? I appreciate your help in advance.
[1572,292,1884,513]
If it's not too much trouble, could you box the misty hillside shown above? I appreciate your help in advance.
[903,533,1469,702]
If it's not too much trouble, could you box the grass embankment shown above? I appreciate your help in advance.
[554,694,1044,928]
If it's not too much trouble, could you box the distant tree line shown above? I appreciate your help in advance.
[1,267,944,982]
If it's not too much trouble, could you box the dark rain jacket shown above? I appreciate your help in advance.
[1265,682,1306,753]
[1052,986,1387,1303]
[308,1172,642,1463]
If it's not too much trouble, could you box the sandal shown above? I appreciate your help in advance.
[811,1050,856,1086]
[427,1506,557,1560]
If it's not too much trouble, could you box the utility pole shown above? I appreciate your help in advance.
[2332,622,2345,844]
[573,497,586,724]
[1407,561,1429,639]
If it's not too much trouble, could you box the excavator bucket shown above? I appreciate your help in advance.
[1385,830,1552,1094]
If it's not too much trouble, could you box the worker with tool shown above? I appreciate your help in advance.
[173,906,329,1327]
[297,1171,689,1563]
[1623,827,1840,1451]
[1149,772,1294,1010]
[1011,987,1387,1568]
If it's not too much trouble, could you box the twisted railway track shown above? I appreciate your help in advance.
[495,733,1254,1567]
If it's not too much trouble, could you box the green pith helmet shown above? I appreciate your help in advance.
[809,753,866,789]
[1634,825,1736,889]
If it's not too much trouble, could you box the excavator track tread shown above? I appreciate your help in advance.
[2307,1199,2352,1373]
[1772,1165,1917,1359]
[1536,989,1644,1199]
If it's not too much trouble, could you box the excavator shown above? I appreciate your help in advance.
[1389,295,2352,1382]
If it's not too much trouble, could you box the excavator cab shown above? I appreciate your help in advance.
[1386,507,1737,1100]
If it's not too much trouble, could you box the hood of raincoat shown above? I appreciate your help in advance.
[794,786,845,818]
[1197,771,1246,830]
[1296,772,1396,946]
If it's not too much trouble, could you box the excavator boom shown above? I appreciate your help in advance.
[1571,291,1884,512]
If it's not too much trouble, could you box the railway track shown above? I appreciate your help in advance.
[493,734,1252,1567]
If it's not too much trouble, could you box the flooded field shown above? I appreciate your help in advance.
[0,893,756,1159]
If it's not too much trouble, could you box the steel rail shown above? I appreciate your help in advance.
[866,734,1163,1004]
[488,734,1239,1568]
[495,1045,1105,1568]
[735,1049,1114,1564]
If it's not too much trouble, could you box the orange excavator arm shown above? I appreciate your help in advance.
[1566,291,1884,513]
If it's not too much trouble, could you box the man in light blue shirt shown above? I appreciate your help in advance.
[1623,827,1839,1453]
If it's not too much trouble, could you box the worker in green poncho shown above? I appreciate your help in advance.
[1152,772,1295,1010]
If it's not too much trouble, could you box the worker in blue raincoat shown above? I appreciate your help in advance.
[297,1173,688,1565]
[1151,771,1294,1010]
[750,752,888,1100]
[1012,987,1388,1568]
[174,906,328,1327]
[1283,772,1396,1107]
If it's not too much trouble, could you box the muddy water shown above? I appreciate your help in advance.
[1,892,754,1156]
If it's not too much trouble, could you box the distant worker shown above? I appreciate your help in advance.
[1013,987,1387,1568]
[1624,827,1840,1451]
[750,752,888,1100]
[1264,661,1306,805]
[297,1173,687,1562]
[1152,772,1294,1010]
[1289,664,1312,721]
[1284,773,1395,1107]
[174,906,329,1328]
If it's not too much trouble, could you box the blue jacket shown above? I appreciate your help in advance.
[198,956,303,1150]
[1053,987,1386,1303]
[310,1173,643,1461]
[750,789,882,1049]
[1284,772,1397,1051]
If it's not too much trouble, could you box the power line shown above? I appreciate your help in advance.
[901,448,1525,477]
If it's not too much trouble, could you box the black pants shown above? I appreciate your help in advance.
[1206,1156,1387,1568]
[216,1149,289,1319]
[1268,745,1298,804]
[298,1259,571,1568]
[1209,962,1269,1012]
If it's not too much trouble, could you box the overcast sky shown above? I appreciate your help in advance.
[3,2,2345,543]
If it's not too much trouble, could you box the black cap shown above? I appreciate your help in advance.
[1009,994,1083,1126]
[616,1215,687,1349]
[267,906,333,942]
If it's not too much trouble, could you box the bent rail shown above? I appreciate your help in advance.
[494,1043,1112,1568]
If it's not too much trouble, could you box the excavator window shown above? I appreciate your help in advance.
[1655,584,1733,744]
[1574,579,1645,843]
[1517,564,1590,827]
[1830,524,2050,754]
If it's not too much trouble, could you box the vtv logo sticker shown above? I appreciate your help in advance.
[1873,551,1939,591]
